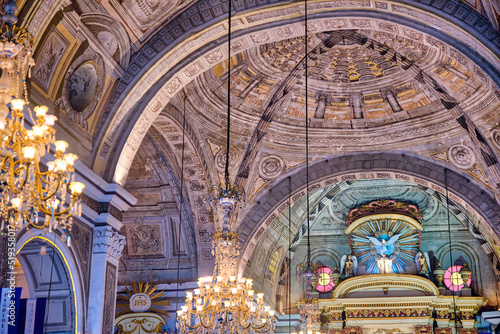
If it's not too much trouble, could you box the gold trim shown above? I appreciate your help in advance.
[345,213,424,234]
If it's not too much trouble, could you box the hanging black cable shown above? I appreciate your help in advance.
[304,0,311,273]
[445,168,458,331]
[224,0,233,192]
[174,94,188,333]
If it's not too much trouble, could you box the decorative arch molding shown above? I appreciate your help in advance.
[236,153,500,276]
[310,248,342,269]
[16,232,85,334]
[96,2,500,185]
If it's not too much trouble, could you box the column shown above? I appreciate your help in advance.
[87,225,125,334]
[314,93,329,119]
[350,93,364,119]
[383,90,403,113]
[239,76,262,99]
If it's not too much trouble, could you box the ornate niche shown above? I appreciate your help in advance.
[57,53,105,130]
[344,200,424,276]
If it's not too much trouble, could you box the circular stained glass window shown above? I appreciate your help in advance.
[444,265,472,291]
[316,266,335,292]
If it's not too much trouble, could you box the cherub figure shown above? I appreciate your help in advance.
[415,251,430,275]
[340,254,358,277]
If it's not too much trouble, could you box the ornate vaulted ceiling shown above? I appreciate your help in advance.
[18,0,500,292]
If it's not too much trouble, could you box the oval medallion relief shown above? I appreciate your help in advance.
[68,62,98,113]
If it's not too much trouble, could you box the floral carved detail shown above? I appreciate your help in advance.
[415,326,433,334]
[345,199,423,225]
[325,19,346,29]
[251,33,270,44]
[435,310,450,319]
[215,150,237,172]
[165,77,182,95]
[259,155,284,179]
[434,329,453,334]
[448,145,475,170]
[460,310,475,320]
[346,308,428,318]
[205,49,224,64]
[93,226,126,260]
[127,225,161,254]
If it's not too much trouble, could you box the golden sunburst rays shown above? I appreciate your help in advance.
[116,282,170,318]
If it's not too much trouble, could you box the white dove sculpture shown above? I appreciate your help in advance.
[367,233,402,255]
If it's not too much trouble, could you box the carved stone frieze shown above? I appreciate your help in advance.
[33,27,68,92]
[125,224,163,256]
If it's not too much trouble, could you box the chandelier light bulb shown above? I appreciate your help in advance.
[21,146,36,159]
[69,182,85,195]
[10,98,24,111]
[65,153,78,166]
[44,115,57,126]
[54,158,68,172]
[10,197,21,209]
[54,140,69,153]
[32,125,44,138]
[34,105,48,118]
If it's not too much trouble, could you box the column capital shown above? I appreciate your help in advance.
[93,226,126,260]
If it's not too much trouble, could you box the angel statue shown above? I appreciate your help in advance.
[367,232,403,255]
[375,254,394,274]
[415,251,430,275]
[340,254,358,278]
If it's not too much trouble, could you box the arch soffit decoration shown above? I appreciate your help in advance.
[15,232,84,334]
[93,1,500,184]
[235,153,500,277]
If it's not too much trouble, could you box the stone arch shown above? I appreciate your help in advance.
[435,241,484,295]
[94,1,500,185]
[310,248,343,270]
[237,152,500,276]
[16,232,85,334]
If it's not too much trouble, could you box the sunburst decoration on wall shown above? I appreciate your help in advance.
[116,282,170,318]
[346,211,423,275]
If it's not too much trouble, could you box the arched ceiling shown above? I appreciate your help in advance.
[17,0,500,282]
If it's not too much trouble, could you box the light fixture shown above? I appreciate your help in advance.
[295,0,321,332]
[0,0,84,245]
[176,0,274,332]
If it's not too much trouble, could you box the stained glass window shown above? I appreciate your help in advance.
[269,250,279,274]
[316,266,335,292]
[444,265,472,292]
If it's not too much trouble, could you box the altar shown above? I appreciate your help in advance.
[319,274,486,334]
[308,200,488,334]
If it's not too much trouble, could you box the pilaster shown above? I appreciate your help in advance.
[88,225,125,334]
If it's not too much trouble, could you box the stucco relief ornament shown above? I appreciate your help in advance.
[259,155,284,180]
[57,52,105,130]
[448,144,475,169]
[491,129,500,150]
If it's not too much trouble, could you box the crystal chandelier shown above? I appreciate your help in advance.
[176,224,275,333]
[0,0,84,244]
[176,0,274,329]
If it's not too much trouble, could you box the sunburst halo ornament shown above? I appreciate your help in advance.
[116,282,170,318]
